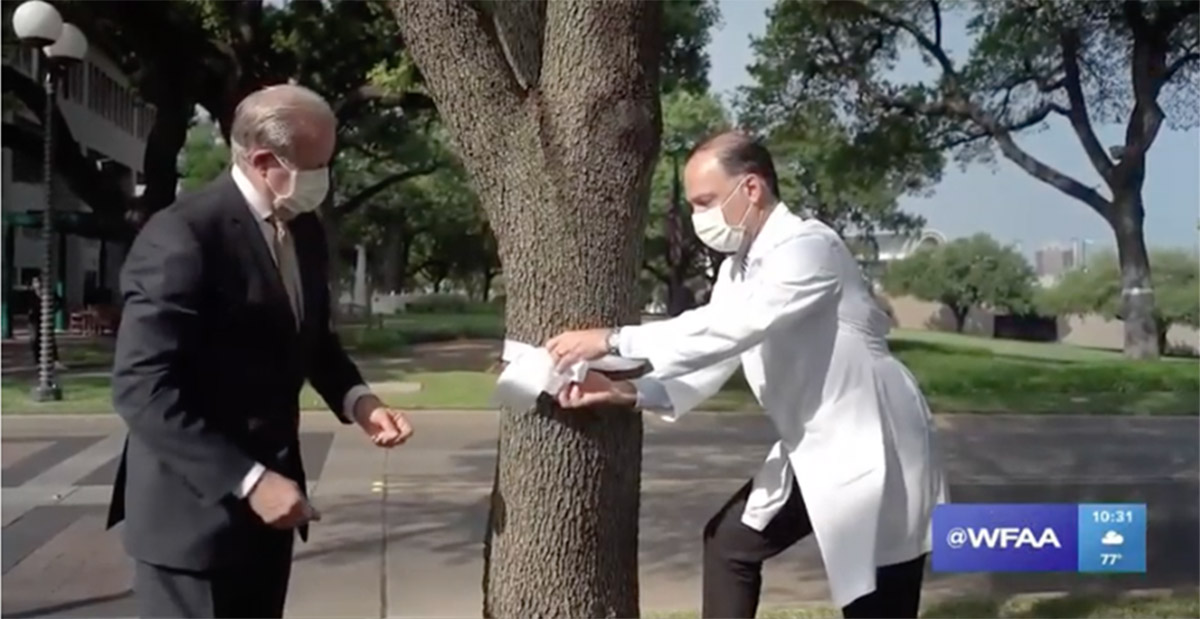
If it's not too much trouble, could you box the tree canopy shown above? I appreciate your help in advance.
[643,89,730,314]
[746,0,1198,357]
[882,233,1036,332]
[1038,248,1199,352]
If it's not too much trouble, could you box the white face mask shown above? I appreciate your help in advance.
[691,176,752,254]
[272,158,329,216]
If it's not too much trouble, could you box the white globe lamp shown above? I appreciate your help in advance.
[11,0,63,47]
[44,22,87,61]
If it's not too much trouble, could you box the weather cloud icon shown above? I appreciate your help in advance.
[1101,531,1125,546]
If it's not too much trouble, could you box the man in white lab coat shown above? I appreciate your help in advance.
[546,131,947,618]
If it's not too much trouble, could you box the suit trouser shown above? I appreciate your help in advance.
[133,529,294,619]
[702,479,927,619]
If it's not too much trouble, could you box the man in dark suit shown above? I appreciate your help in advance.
[108,84,414,619]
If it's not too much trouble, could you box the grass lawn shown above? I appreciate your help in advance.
[648,590,1200,619]
[3,314,1195,415]
[0,369,500,415]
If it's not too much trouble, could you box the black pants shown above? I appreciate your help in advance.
[702,480,927,619]
[133,531,294,618]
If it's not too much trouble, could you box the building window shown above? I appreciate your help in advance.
[13,46,36,75]
[60,63,85,103]
[87,65,102,117]
[11,147,43,183]
[10,115,44,183]
[19,268,40,287]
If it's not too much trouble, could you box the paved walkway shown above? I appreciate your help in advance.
[2,412,1197,617]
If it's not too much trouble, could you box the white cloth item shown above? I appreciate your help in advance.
[619,205,947,607]
[491,340,647,410]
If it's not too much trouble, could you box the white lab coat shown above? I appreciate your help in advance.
[619,205,947,607]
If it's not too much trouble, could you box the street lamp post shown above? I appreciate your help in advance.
[12,0,88,402]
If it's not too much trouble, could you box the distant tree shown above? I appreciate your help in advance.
[646,89,731,316]
[661,0,721,94]
[2,0,434,235]
[1039,248,1199,353]
[746,103,934,252]
[178,118,230,191]
[883,234,1036,332]
[745,0,1199,358]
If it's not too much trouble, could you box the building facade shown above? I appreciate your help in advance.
[1034,239,1091,286]
[2,41,153,332]
[852,229,947,286]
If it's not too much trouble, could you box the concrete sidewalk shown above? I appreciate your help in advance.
[2,412,1197,617]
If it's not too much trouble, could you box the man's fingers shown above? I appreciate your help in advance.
[556,350,581,373]
[395,415,414,441]
[557,384,592,409]
[375,413,401,439]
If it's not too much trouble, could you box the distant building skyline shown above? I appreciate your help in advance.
[1034,238,1093,285]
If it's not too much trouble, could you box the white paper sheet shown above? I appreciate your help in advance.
[490,340,648,410]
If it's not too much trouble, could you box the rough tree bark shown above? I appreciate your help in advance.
[393,1,662,616]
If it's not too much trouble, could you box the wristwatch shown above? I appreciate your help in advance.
[606,327,622,355]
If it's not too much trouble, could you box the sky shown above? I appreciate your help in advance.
[707,0,1200,255]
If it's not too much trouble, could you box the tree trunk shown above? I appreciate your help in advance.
[1111,190,1159,359]
[393,1,661,616]
[664,152,692,317]
[665,272,695,317]
[482,269,496,302]
[135,97,192,219]
[951,305,968,333]
[382,232,411,294]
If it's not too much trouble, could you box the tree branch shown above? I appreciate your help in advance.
[1153,0,1199,33]
[642,261,668,284]
[989,121,1113,221]
[1163,52,1199,85]
[849,0,957,84]
[334,85,436,124]
[991,60,1065,95]
[488,0,547,91]
[930,0,942,48]
[391,0,525,109]
[390,0,525,184]
[335,163,443,216]
[1059,29,1114,179]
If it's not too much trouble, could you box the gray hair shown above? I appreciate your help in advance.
[229,84,335,163]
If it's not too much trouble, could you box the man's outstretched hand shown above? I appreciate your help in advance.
[545,328,613,371]
[556,371,637,409]
[353,395,414,447]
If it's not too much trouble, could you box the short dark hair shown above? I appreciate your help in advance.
[686,130,781,198]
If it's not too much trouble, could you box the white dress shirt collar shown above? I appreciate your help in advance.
[736,201,794,269]
[230,164,275,222]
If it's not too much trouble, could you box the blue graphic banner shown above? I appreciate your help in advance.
[932,503,1146,573]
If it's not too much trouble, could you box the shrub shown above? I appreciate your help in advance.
[404,293,503,315]
[894,344,1198,397]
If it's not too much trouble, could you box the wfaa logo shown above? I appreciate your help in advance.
[933,504,1078,572]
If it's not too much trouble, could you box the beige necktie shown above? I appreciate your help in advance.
[269,215,303,329]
